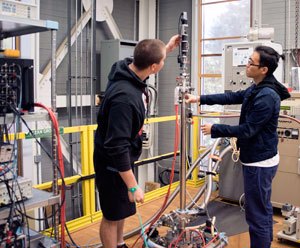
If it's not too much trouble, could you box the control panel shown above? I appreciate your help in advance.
[272,117,300,207]
[0,58,34,115]
[223,41,283,112]
[277,127,299,140]
[280,92,300,119]
[0,0,37,19]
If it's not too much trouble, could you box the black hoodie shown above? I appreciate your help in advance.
[201,74,290,163]
[94,58,147,172]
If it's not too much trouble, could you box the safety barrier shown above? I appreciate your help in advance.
[9,115,204,233]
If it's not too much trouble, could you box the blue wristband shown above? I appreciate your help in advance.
[128,185,139,193]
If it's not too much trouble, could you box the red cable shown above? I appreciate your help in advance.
[131,105,180,247]
[148,104,179,225]
[34,103,66,248]
[202,233,219,248]
[190,229,206,246]
[173,229,186,248]
[279,114,300,124]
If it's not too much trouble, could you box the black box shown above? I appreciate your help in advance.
[0,58,34,115]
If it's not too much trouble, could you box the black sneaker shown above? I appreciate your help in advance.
[117,244,129,248]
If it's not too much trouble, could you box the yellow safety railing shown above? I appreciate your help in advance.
[9,115,204,233]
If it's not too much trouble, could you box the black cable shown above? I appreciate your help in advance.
[134,151,180,167]
[10,105,68,204]
[0,64,30,246]
[9,106,70,243]
[2,178,30,247]
[15,178,31,248]
[10,106,68,190]
[0,137,17,178]
[10,105,53,160]
[43,207,50,229]
[6,63,30,247]
[64,223,80,248]
[4,179,15,227]
[38,241,47,248]
[4,113,16,134]
[15,163,67,222]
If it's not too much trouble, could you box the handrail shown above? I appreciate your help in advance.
[7,115,203,234]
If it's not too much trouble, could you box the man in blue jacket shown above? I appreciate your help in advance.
[94,35,179,248]
[186,45,290,248]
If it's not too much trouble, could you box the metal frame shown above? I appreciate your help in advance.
[0,12,59,241]
[26,115,202,233]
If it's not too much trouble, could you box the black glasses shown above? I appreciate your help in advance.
[247,58,260,67]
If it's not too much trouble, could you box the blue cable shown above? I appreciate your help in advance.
[130,187,149,248]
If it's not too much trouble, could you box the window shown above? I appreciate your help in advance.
[199,0,251,144]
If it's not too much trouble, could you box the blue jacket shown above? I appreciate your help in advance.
[200,75,290,163]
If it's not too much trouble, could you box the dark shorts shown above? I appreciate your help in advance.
[93,147,136,221]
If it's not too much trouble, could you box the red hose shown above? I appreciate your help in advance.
[34,103,65,248]
[131,105,180,247]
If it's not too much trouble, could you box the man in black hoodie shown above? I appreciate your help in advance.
[185,45,290,248]
[94,35,180,248]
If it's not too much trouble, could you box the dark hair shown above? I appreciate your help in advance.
[255,45,285,76]
[133,39,166,70]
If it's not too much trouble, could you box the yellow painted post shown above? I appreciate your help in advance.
[87,125,96,214]
[191,116,200,186]
[80,126,91,215]
[8,132,25,141]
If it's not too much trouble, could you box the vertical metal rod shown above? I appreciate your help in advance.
[179,88,187,210]
[287,0,291,87]
[178,12,189,211]
[51,29,59,241]
[67,0,75,220]
[75,0,78,124]
[90,0,96,123]
[80,0,84,123]
[67,0,71,110]
[78,0,84,218]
